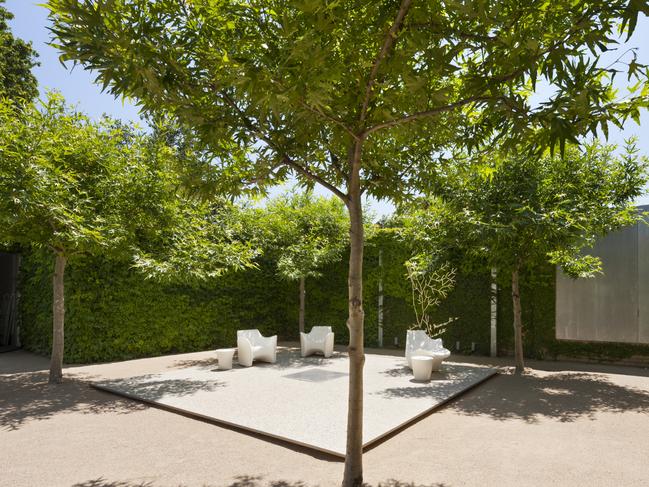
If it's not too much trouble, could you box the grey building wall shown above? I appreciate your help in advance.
[556,207,649,344]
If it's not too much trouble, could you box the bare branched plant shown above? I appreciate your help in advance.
[405,258,457,338]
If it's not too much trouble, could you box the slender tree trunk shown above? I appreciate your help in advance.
[49,252,67,384]
[511,264,525,375]
[342,141,365,487]
[299,276,306,334]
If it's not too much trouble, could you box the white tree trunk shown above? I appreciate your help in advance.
[511,265,525,374]
[49,252,66,384]
[299,276,306,334]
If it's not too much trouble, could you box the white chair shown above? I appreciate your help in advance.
[405,329,451,371]
[237,329,277,367]
[300,326,334,358]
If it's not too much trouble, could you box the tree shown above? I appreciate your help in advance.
[0,0,39,101]
[260,191,348,333]
[0,94,253,383]
[402,141,648,374]
[405,257,456,338]
[47,1,649,483]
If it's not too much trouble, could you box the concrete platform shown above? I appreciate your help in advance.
[93,350,496,457]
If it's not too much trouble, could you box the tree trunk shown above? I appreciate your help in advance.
[49,252,67,384]
[342,142,365,487]
[511,264,525,375]
[299,276,306,334]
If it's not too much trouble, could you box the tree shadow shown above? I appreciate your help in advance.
[72,478,153,487]
[95,374,225,402]
[449,372,649,423]
[371,481,450,487]
[171,350,345,372]
[70,477,450,487]
[0,371,146,431]
[172,357,218,369]
[376,380,467,400]
[225,476,449,487]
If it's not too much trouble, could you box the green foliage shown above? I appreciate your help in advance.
[20,248,294,363]
[402,141,649,282]
[0,0,39,102]
[256,191,348,281]
[0,93,254,275]
[19,228,649,364]
[46,0,649,199]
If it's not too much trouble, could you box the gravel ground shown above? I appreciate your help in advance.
[2,345,648,487]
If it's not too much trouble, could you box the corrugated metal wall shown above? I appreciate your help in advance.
[556,208,649,344]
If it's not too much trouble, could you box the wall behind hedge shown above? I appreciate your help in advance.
[20,232,649,364]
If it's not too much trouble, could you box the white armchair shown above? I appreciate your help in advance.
[405,329,451,371]
[237,329,277,367]
[300,326,334,358]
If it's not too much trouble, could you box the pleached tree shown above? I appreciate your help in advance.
[48,1,649,483]
[0,94,254,383]
[400,141,648,374]
[258,192,348,334]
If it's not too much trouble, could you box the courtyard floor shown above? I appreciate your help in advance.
[2,345,649,487]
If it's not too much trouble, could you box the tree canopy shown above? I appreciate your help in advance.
[46,1,649,483]
[48,0,649,192]
[0,93,255,382]
[0,0,39,102]
[400,141,649,372]
[260,191,348,281]
[252,191,348,332]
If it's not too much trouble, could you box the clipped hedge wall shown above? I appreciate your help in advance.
[20,249,297,363]
[19,233,649,364]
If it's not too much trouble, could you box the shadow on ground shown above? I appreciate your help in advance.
[225,477,449,487]
[72,479,153,487]
[70,477,449,487]
[449,371,649,423]
[0,371,146,431]
[172,349,343,373]
[96,374,225,401]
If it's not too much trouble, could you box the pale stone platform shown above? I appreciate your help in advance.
[93,350,496,457]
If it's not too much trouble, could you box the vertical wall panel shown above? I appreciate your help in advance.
[556,209,648,344]
[638,219,649,343]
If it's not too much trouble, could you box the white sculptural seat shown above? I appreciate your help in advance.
[237,329,277,367]
[405,329,451,371]
[300,326,334,358]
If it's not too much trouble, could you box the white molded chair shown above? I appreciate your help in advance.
[237,329,277,367]
[300,326,334,358]
[405,329,451,371]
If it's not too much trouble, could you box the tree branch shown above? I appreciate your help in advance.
[358,0,412,125]
[219,92,348,202]
[269,77,360,140]
[297,99,360,141]
[279,154,348,202]
[362,95,496,135]
[378,8,602,137]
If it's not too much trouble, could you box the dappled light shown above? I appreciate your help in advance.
[0,370,146,431]
[449,372,649,423]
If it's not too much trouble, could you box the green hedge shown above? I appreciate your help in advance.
[20,249,297,363]
[19,234,649,364]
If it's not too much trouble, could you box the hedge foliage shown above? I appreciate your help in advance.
[19,231,649,363]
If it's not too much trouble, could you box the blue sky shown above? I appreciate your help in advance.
[6,1,649,214]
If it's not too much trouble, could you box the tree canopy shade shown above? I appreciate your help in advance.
[400,141,649,373]
[0,0,39,102]
[47,1,649,483]
[257,191,348,333]
[0,94,254,383]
